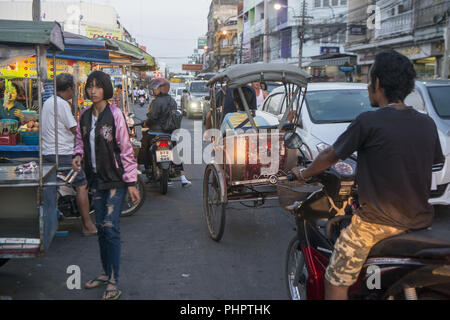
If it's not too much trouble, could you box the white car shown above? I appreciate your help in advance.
[405,80,450,206]
[260,82,373,159]
[175,87,185,109]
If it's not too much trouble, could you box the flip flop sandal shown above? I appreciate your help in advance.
[84,277,109,289]
[102,289,122,300]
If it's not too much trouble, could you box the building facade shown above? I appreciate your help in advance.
[241,0,348,63]
[346,0,450,82]
[205,0,240,71]
[0,1,137,44]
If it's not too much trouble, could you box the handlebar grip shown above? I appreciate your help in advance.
[287,173,297,182]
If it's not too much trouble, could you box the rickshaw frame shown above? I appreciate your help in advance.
[203,63,311,241]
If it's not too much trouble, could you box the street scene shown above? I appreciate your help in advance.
[0,0,450,302]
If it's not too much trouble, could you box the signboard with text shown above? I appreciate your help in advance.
[198,37,207,50]
[320,47,340,55]
[86,25,122,41]
[182,64,203,71]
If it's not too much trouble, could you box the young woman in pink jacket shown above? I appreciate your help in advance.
[72,71,140,300]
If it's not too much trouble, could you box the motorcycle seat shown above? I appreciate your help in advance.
[368,211,450,260]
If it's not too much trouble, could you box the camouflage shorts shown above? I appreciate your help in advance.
[325,214,406,287]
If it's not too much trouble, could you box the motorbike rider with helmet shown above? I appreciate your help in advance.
[291,50,445,300]
[139,78,191,187]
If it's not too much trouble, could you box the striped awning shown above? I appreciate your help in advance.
[306,56,352,67]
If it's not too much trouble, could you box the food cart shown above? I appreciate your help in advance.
[0,19,65,266]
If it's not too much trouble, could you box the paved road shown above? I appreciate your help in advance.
[0,102,295,300]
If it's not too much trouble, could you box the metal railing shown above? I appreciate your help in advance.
[375,10,413,39]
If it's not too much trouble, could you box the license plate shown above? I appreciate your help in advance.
[156,150,173,162]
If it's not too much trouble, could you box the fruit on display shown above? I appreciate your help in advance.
[20,120,39,132]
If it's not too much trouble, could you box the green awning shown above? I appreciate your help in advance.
[100,37,155,70]
[0,19,64,51]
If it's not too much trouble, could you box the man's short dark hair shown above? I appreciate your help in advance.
[85,70,114,100]
[56,73,74,92]
[116,84,122,90]
[370,50,416,103]
[232,86,255,111]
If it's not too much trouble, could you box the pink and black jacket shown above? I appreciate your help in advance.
[73,103,138,190]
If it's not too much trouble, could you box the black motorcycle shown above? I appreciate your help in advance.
[129,118,181,195]
[282,131,450,300]
[57,169,146,219]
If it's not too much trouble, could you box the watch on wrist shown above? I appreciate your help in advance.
[299,168,311,182]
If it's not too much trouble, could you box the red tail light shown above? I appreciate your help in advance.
[158,140,170,148]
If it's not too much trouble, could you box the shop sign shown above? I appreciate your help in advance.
[102,67,122,76]
[320,47,340,55]
[86,25,122,41]
[398,44,431,61]
[198,37,207,50]
[349,25,366,36]
[357,53,375,65]
[338,65,356,73]
[0,57,91,80]
[182,64,203,71]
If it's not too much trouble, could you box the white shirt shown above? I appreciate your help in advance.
[90,115,97,171]
[42,95,77,155]
[256,90,265,106]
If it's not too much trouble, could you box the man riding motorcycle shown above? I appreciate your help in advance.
[291,50,445,300]
[139,78,191,187]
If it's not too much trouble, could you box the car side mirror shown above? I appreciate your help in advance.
[284,131,303,149]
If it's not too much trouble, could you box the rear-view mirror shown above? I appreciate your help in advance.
[284,131,303,149]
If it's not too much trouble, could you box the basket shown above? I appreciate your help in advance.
[21,110,39,123]
[19,130,39,145]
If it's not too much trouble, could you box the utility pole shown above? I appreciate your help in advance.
[442,16,450,79]
[32,0,41,21]
[298,0,307,68]
[263,0,270,63]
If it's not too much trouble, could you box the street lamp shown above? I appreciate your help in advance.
[274,2,307,68]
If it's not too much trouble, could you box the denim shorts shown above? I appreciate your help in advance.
[44,154,88,188]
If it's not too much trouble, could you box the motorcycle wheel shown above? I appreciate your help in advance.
[121,176,146,217]
[160,168,169,195]
[285,236,308,300]
[0,259,9,268]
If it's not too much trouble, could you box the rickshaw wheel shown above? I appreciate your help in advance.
[203,165,225,242]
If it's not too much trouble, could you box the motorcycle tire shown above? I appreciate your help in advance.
[0,259,9,268]
[121,176,146,217]
[285,236,308,300]
[160,168,169,195]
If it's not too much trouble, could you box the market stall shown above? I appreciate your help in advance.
[0,19,64,260]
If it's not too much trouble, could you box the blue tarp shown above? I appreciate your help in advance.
[46,36,111,63]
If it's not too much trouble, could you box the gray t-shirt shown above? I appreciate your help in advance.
[333,106,444,230]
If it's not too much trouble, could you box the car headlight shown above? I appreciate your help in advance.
[316,142,330,152]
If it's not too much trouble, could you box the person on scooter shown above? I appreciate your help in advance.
[291,50,445,300]
[137,86,146,105]
[72,70,140,300]
[140,78,191,187]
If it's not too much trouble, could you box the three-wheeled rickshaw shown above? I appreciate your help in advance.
[202,63,311,242]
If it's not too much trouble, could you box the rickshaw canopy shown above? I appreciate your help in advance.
[207,63,311,89]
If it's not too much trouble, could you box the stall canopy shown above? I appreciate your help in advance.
[46,32,111,64]
[0,19,64,65]
[100,37,156,71]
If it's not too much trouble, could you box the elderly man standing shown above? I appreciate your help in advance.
[42,73,97,236]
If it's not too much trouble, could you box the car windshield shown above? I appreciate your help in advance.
[306,90,374,123]
[190,82,208,93]
[428,86,450,119]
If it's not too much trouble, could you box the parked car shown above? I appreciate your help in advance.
[260,82,373,159]
[182,80,210,119]
[262,81,450,206]
[405,80,450,205]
